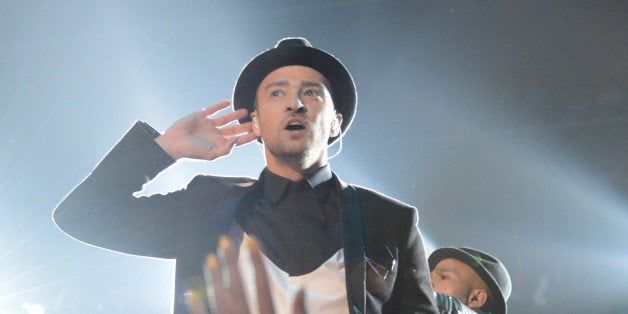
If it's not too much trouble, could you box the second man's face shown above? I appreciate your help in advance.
[252,65,340,163]
[431,258,479,304]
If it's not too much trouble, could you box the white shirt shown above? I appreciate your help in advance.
[238,233,348,314]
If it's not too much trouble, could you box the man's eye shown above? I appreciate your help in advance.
[271,90,283,97]
[304,89,321,97]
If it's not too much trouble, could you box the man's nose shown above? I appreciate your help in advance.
[288,97,307,113]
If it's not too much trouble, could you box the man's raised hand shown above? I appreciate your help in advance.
[155,100,258,161]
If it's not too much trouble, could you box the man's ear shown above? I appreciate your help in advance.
[329,112,343,138]
[467,289,488,309]
[250,111,261,137]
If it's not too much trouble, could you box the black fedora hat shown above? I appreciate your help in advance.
[429,247,512,314]
[232,37,357,144]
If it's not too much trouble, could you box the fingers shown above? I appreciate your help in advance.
[219,121,253,138]
[235,131,260,147]
[206,254,228,314]
[205,235,307,314]
[247,237,274,314]
[218,235,250,314]
[218,122,258,146]
[183,289,209,314]
[200,100,249,127]
[175,100,257,161]
[211,108,250,127]
[199,100,232,118]
[198,122,255,160]
[199,101,257,148]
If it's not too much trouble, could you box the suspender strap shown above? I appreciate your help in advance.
[341,184,366,313]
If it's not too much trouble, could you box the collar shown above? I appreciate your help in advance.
[259,164,333,204]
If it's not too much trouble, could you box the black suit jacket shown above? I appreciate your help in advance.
[53,122,438,313]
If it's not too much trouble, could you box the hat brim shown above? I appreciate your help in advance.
[233,44,356,145]
[429,247,507,314]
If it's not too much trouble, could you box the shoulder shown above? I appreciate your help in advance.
[175,175,258,210]
[349,184,419,233]
[187,174,257,190]
[351,184,416,213]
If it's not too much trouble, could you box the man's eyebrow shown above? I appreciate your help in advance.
[263,80,289,91]
[301,81,325,88]
[435,266,455,273]
[262,79,327,91]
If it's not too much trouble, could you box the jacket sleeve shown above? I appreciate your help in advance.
[357,186,438,313]
[53,121,184,258]
[397,207,439,313]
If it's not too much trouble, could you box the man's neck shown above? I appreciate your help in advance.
[265,161,327,182]
[264,149,328,181]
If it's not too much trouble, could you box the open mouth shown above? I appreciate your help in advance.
[285,122,305,131]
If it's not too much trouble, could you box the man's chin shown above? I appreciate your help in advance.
[272,141,320,158]
[277,144,308,156]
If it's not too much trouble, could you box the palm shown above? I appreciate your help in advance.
[156,100,258,160]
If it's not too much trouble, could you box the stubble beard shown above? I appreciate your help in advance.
[268,135,327,170]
